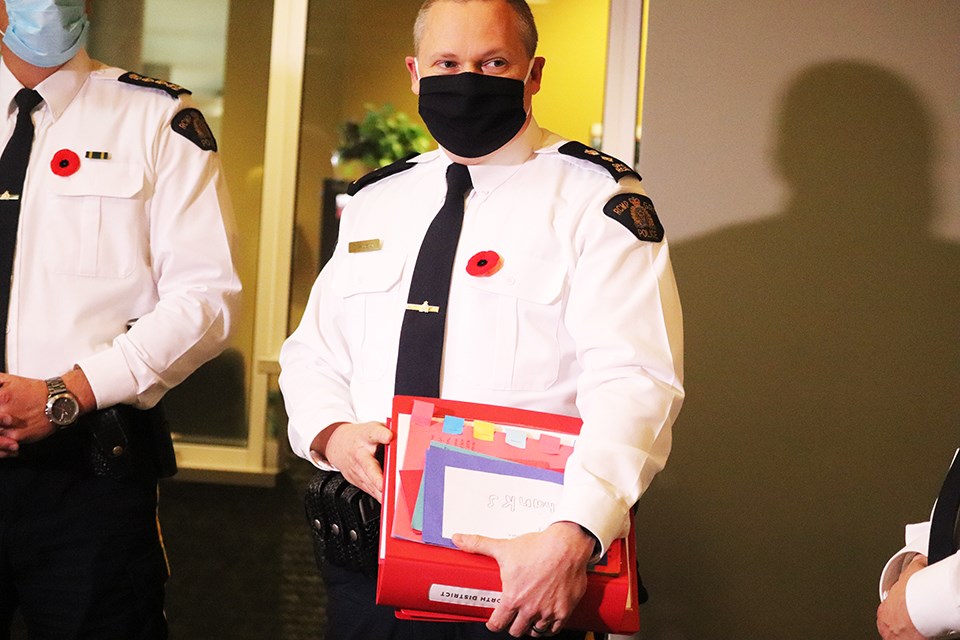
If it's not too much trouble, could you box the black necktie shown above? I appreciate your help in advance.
[929,448,960,564]
[0,88,44,372]
[394,163,473,397]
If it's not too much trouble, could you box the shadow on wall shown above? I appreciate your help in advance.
[635,60,960,639]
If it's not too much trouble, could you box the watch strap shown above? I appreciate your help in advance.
[45,376,69,397]
[44,376,79,428]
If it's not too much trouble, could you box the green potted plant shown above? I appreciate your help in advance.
[332,103,433,181]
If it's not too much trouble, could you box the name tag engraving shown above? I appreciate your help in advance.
[348,239,383,253]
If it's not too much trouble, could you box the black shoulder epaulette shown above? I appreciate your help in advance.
[346,154,418,196]
[558,141,641,182]
[118,71,191,99]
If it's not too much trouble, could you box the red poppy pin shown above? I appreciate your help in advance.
[51,149,80,177]
[466,250,503,277]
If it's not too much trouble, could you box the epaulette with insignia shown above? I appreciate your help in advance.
[346,154,418,196]
[603,193,663,243]
[172,108,217,152]
[559,141,641,182]
[118,71,191,99]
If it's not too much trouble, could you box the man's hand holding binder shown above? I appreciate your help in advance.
[453,522,596,637]
[315,420,393,503]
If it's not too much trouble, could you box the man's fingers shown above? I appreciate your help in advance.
[508,613,535,638]
[0,433,19,457]
[367,425,394,446]
[0,433,19,448]
[903,554,927,578]
[484,605,516,635]
[356,452,385,501]
[539,619,563,636]
[452,533,498,558]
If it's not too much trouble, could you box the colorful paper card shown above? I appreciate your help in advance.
[391,408,576,544]
[400,415,575,473]
[411,400,436,428]
[421,446,564,548]
[412,443,505,532]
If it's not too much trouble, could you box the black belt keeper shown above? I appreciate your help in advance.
[15,403,177,481]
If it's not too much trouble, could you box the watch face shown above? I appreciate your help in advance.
[50,395,79,425]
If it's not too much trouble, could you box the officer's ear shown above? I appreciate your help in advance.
[527,56,545,96]
[405,56,420,95]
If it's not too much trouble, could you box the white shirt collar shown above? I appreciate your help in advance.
[425,116,547,196]
[1,50,95,121]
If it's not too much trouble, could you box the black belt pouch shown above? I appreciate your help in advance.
[304,470,380,577]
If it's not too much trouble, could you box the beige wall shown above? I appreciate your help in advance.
[636,1,960,637]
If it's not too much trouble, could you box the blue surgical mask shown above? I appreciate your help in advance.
[2,0,89,68]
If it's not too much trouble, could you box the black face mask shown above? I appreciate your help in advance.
[418,72,528,159]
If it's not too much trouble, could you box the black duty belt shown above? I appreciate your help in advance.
[6,404,177,481]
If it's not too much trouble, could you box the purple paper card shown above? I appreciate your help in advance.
[421,445,564,548]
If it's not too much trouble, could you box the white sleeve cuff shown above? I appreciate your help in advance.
[880,551,920,600]
[905,553,960,637]
[75,347,139,409]
[879,522,931,600]
[287,419,350,471]
[549,482,631,557]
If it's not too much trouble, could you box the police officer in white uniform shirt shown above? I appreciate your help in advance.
[0,1,240,637]
[878,450,960,639]
[280,0,683,638]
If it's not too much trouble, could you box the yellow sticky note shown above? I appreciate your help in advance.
[472,420,495,441]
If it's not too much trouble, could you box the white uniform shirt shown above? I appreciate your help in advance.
[0,51,240,408]
[280,118,684,552]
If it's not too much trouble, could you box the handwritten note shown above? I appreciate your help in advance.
[421,446,564,547]
[441,468,562,541]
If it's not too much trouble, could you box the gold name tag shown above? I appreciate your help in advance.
[348,239,383,253]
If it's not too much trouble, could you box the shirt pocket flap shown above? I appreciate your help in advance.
[331,250,406,297]
[51,161,145,198]
[462,254,565,305]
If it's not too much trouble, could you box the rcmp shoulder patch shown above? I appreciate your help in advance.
[171,108,218,152]
[346,154,418,196]
[603,193,663,243]
[118,71,192,99]
[559,141,641,182]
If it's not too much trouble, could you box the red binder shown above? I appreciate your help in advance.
[376,396,640,634]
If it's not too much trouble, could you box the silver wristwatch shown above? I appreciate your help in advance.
[44,377,80,428]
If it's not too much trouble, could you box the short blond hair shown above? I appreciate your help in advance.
[413,0,538,58]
